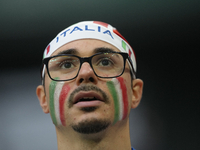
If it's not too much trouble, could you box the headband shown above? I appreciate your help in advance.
[42,21,136,78]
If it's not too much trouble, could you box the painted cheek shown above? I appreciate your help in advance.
[106,77,129,124]
[59,84,70,126]
[117,77,128,120]
[106,80,119,124]
[49,79,70,126]
[49,79,59,126]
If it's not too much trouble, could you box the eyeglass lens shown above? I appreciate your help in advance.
[47,53,124,80]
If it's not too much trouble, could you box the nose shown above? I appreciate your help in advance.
[76,62,98,85]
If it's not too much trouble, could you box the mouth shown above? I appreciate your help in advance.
[73,92,104,108]
[74,97,99,104]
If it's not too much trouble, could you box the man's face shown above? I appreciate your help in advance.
[43,39,134,134]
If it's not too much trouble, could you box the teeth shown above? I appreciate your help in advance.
[77,97,96,102]
[82,97,95,99]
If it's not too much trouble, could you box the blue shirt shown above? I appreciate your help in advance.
[131,148,135,150]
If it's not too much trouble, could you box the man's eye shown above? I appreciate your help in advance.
[63,62,73,68]
[98,58,113,66]
[60,61,74,69]
[100,59,109,66]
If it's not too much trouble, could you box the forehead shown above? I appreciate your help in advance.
[51,39,121,56]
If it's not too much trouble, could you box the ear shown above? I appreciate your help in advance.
[36,85,49,113]
[131,79,143,109]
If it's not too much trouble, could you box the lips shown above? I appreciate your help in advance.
[74,97,98,104]
[73,91,104,107]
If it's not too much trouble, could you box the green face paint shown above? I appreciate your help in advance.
[49,78,59,125]
[106,77,128,124]
[107,80,120,124]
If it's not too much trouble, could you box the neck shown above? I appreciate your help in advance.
[56,119,132,150]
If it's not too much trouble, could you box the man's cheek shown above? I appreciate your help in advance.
[106,77,129,124]
[49,79,70,126]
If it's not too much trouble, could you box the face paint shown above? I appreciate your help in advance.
[117,77,128,120]
[106,77,128,124]
[59,83,70,126]
[49,78,70,126]
[49,79,59,125]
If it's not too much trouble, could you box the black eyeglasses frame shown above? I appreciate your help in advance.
[43,52,135,82]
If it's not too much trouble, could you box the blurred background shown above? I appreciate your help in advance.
[0,0,199,150]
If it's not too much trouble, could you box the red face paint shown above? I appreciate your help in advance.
[117,77,128,120]
[59,84,70,126]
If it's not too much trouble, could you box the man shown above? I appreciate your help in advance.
[36,21,143,150]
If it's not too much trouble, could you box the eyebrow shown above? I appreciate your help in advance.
[57,47,116,56]
[93,47,116,53]
[57,49,79,55]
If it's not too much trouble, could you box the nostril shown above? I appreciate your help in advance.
[79,78,84,83]
[79,77,94,83]
[89,77,94,82]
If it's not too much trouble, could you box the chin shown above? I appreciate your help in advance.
[71,117,111,134]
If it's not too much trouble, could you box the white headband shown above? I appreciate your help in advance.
[42,21,136,77]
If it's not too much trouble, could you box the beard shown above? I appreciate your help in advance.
[71,118,111,134]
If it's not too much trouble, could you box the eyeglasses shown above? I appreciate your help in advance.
[43,52,134,81]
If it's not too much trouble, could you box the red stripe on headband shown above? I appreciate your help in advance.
[113,29,129,43]
[46,45,50,55]
[128,49,132,57]
[93,21,108,28]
